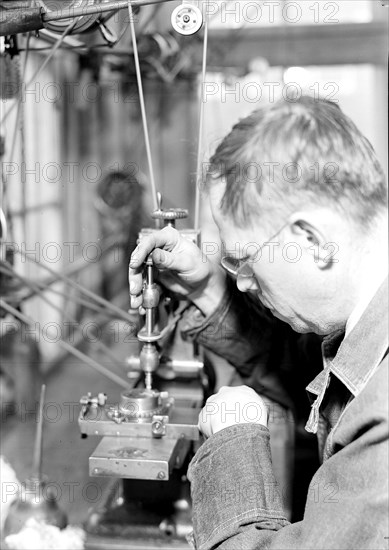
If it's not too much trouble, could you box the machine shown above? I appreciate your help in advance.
[78,196,211,549]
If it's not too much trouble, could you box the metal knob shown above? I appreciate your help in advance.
[152,209,188,222]
[152,192,188,227]
[152,208,188,230]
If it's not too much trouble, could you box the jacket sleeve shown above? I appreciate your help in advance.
[181,278,277,369]
[187,362,389,550]
[180,279,323,412]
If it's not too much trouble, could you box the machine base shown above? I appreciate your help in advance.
[85,475,193,550]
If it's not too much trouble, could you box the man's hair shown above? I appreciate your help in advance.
[205,96,387,228]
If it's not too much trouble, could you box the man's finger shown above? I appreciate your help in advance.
[130,295,143,309]
[152,248,182,270]
[129,227,179,268]
[128,270,143,294]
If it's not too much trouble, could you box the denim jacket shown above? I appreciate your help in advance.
[184,277,388,550]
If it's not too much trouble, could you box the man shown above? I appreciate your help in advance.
[129,96,388,549]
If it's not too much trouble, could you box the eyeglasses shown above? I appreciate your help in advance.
[220,255,256,278]
[220,222,289,278]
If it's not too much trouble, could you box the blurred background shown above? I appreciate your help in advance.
[1,1,387,366]
[0,0,387,541]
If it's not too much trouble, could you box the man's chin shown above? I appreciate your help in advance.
[270,309,288,323]
[271,310,316,334]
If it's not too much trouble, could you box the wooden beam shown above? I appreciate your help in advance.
[193,22,388,69]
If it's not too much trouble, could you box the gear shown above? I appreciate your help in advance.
[152,208,188,222]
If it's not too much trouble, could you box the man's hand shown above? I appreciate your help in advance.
[129,226,226,316]
[198,386,268,439]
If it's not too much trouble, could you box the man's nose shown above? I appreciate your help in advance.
[236,274,258,293]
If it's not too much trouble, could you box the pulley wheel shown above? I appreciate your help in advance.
[39,0,104,34]
[171,4,203,36]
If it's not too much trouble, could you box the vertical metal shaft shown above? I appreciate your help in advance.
[145,372,152,390]
[147,262,154,285]
[128,2,159,211]
[145,309,154,334]
[33,384,46,481]
[194,0,210,230]
[140,259,159,389]
[145,260,155,336]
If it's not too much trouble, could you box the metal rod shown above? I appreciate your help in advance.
[194,1,210,230]
[145,371,152,390]
[18,235,126,299]
[128,2,159,211]
[0,262,127,370]
[42,0,176,22]
[0,262,110,314]
[20,33,30,242]
[145,309,154,334]
[0,299,130,388]
[33,384,46,480]
[147,262,154,284]
[7,34,30,229]
[1,260,115,317]
[15,248,139,324]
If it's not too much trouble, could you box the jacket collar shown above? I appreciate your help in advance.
[305,276,388,433]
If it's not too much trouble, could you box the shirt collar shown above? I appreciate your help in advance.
[305,276,388,433]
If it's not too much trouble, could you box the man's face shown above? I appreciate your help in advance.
[209,183,345,335]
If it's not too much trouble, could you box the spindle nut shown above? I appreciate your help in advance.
[142,285,160,308]
[139,344,159,373]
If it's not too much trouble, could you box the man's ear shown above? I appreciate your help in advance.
[287,215,333,269]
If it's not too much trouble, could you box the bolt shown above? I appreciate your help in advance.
[153,421,162,432]
[157,471,166,480]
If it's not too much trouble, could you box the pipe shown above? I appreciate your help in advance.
[0,0,176,37]
[42,0,176,22]
[0,7,44,36]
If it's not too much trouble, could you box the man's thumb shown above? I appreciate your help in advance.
[152,248,175,269]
